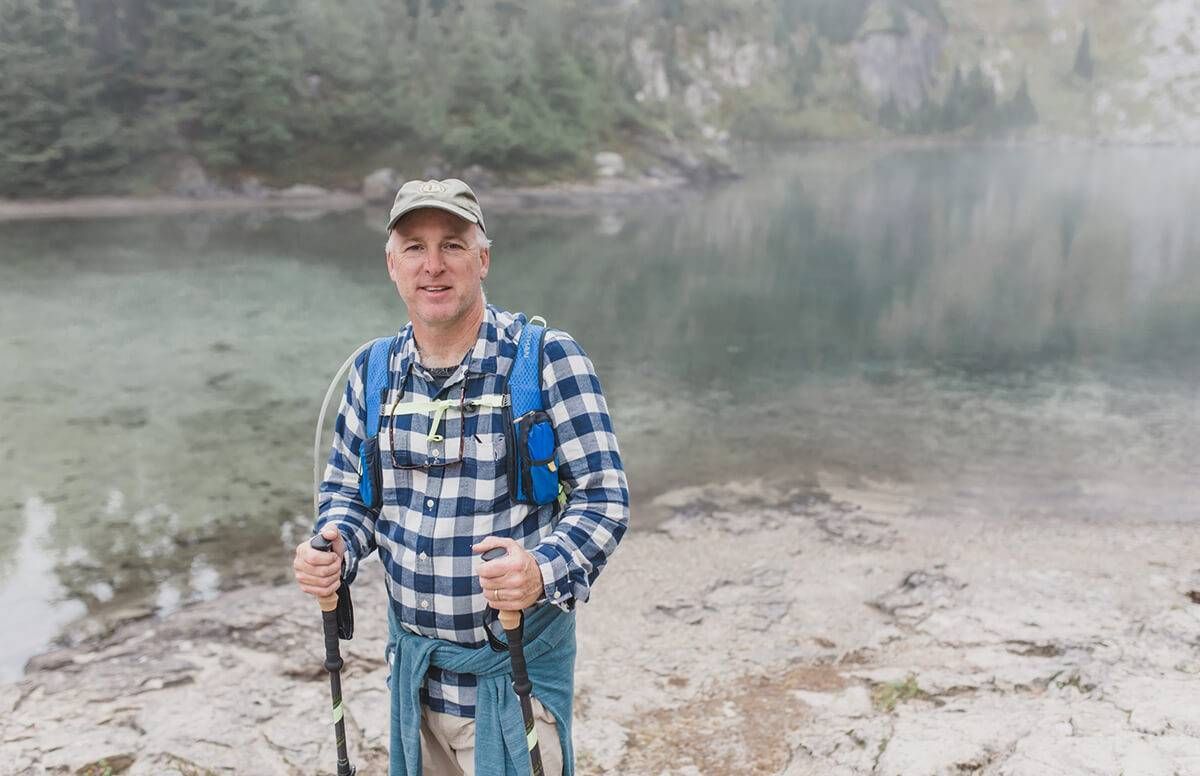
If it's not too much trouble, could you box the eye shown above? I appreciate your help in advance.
[442,241,466,252]
[403,243,423,253]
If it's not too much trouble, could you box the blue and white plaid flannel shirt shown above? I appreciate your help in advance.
[316,304,629,717]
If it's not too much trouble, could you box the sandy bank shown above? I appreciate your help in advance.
[3,476,1198,775]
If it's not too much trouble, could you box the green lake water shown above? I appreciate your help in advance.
[1,146,1197,680]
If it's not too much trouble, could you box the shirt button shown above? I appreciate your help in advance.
[431,448,441,457]
[420,600,429,609]
[426,498,434,508]
[418,551,427,560]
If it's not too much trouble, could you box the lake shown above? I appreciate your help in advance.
[1,145,1197,680]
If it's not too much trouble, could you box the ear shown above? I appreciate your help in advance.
[478,244,490,280]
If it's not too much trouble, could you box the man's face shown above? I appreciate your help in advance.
[386,208,490,330]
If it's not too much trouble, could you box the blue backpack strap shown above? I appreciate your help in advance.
[363,336,394,439]
[359,336,394,508]
[509,316,560,505]
[510,317,547,417]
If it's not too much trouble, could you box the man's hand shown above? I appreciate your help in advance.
[294,525,345,599]
[474,536,543,611]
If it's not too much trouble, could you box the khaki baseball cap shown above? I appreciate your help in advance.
[386,178,486,233]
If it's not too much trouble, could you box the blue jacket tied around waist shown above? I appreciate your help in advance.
[387,603,577,776]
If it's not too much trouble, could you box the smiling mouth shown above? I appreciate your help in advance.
[421,286,451,293]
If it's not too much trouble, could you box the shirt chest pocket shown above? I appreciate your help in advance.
[462,403,511,511]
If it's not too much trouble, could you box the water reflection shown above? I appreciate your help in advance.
[536,146,1200,374]
[1,146,1197,678]
[1,498,87,681]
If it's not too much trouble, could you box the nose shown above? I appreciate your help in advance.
[421,246,447,274]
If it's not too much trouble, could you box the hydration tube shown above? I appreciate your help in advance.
[313,340,375,521]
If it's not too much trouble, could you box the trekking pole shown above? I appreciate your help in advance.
[481,547,545,776]
[310,534,357,776]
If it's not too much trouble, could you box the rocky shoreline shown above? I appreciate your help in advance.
[0,145,737,224]
[3,476,1198,775]
[0,174,701,224]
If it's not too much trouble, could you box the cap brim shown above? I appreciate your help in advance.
[387,200,481,232]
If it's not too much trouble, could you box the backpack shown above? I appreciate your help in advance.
[357,316,562,510]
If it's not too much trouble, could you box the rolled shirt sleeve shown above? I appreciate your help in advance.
[315,348,379,585]
[529,331,630,609]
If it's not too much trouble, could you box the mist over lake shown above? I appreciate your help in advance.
[1,145,1197,681]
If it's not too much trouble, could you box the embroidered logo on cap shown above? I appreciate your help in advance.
[419,180,447,194]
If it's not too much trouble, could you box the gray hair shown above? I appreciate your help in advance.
[474,225,491,250]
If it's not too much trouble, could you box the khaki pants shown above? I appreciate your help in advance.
[420,697,564,776]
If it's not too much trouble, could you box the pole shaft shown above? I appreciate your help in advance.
[503,615,545,776]
[321,605,356,776]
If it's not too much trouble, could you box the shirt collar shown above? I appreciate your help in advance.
[393,303,503,385]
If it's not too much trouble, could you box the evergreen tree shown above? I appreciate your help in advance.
[878,94,901,129]
[391,0,453,146]
[74,0,155,116]
[0,0,127,196]
[965,64,997,118]
[440,2,517,167]
[1006,74,1038,127]
[789,38,821,101]
[292,0,396,149]
[1073,27,1093,80]
[141,0,299,170]
[940,66,966,130]
[437,0,609,171]
[903,93,938,134]
[1,0,1002,196]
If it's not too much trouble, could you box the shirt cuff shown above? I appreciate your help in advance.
[531,545,574,611]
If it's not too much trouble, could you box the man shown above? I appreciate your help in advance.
[292,178,629,775]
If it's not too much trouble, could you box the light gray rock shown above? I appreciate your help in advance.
[5,479,1200,775]
[169,155,214,198]
[362,167,399,203]
[870,568,966,623]
[239,176,269,199]
[854,4,944,113]
[575,717,628,772]
[275,183,331,199]
[1111,676,1200,736]
[593,152,625,178]
[997,730,1200,776]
